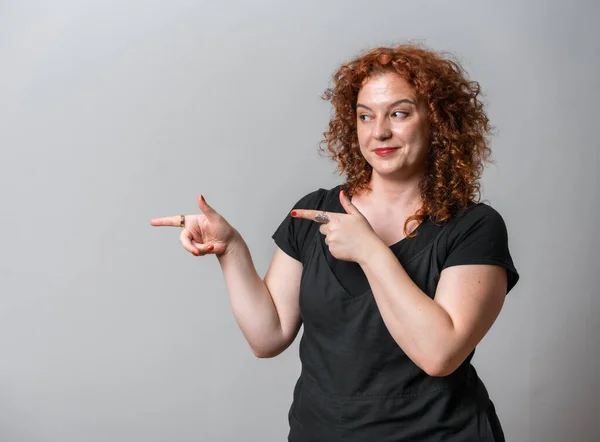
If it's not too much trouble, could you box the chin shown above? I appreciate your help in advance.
[373,163,425,181]
[373,162,405,175]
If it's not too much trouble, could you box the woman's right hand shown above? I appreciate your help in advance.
[150,195,239,257]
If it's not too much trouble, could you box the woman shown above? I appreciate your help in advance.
[151,43,519,441]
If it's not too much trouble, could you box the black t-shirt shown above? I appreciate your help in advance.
[272,184,519,297]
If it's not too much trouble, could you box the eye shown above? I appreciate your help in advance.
[392,111,408,118]
[358,114,372,122]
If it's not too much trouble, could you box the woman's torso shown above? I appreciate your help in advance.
[284,185,509,441]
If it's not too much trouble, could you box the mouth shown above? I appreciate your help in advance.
[373,147,400,156]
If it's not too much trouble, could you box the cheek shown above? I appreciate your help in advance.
[399,121,428,144]
[356,127,370,147]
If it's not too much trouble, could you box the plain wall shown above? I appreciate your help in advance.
[1,0,598,441]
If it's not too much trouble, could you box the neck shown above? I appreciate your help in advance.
[358,171,423,212]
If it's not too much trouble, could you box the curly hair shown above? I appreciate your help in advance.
[320,42,493,236]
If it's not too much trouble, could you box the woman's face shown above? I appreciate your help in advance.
[356,72,430,179]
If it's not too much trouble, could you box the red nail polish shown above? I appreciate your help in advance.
[291,210,297,217]
[208,244,214,251]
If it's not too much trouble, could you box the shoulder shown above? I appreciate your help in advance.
[271,185,343,263]
[292,184,343,211]
[439,202,519,292]
[451,202,505,224]
[444,202,509,241]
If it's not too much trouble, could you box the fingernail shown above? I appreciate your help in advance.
[200,195,205,202]
[291,210,297,217]
[207,244,214,251]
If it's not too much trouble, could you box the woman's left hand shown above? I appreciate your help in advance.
[290,189,382,263]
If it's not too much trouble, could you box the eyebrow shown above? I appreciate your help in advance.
[356,99,416,111]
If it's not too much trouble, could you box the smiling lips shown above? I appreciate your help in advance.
[373,147,399,157]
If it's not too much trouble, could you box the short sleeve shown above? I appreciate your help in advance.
[442,204,520,294]
[271,189,326,263]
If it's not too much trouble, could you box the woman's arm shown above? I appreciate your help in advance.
[359,240,507,376]
[218,234,303,358]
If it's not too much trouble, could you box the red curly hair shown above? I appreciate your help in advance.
[320,42,493,236]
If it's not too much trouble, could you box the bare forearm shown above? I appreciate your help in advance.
[217,232,286,356]
[359,240,458,375]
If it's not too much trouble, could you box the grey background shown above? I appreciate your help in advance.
[1,0,598,441]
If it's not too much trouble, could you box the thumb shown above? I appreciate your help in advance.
[339,189,361,216]
[197,194,219,219]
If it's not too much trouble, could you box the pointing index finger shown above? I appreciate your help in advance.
[150,215,185,227]
[291,209,331,224]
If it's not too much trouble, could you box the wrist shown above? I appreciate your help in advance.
[218,229,243,259]
[357,233,387,267]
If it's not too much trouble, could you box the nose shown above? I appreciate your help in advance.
[373,120,392,141]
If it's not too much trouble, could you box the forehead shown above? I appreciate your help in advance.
[357,73,416,104]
